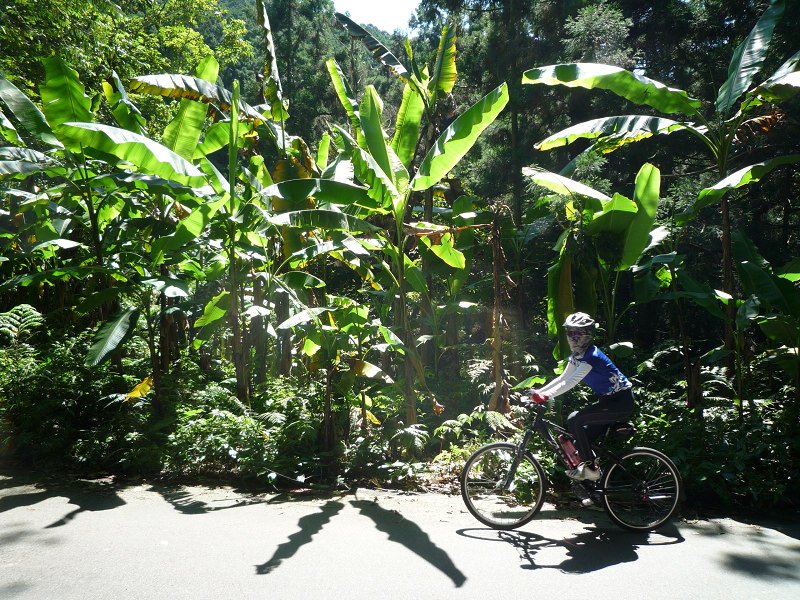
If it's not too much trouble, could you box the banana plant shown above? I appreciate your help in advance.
[322,19,509,421]
[265,73,508,423]
[277,295,400,456]
[525,163,662,356]
[522,0,799,363]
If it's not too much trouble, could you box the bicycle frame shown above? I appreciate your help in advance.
[515,403,629,490]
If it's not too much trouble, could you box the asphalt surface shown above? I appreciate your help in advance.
[1,469,799,599]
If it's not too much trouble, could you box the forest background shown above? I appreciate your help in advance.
[1,0,798,514]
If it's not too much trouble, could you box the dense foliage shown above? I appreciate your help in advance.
[1,0,798,514]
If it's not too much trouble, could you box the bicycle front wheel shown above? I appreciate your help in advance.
[601,447,682,532]
[460,442,546,530]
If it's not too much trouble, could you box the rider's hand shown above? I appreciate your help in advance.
[530,391,548,404]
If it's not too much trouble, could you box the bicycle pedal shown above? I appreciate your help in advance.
[580,498,594,507]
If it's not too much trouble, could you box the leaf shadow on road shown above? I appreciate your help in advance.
[681,517,800,581]
[351,499,468,588]
[149,484,264,515]
[0,472,126,529]
[254,500,345,575]
[458,523,684,574]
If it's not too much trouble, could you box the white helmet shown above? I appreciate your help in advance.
[563,312,596,330]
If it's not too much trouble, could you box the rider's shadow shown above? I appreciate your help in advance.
[497,525,683,573]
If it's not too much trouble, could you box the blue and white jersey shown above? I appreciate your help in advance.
[537,345,631,398]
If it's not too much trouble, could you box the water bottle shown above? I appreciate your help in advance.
[558,434,582,468]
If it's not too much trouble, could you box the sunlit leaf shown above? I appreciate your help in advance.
[162,56,219,160]
[522,63,701,115]
[535,115,693,151]
[40,57,92,130]
[716,0,785,115]
[694,155,800,214]
[523,166,611,202]
[351,359,394,384]
[59,122,207,186]
[85,308,140,366]
[619,163,660,270]
[429,24,457,95]
[126,376,153,401]
[412,83,508,191]
[0,76,61,147]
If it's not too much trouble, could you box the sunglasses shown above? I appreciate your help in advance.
[565,329,590,339]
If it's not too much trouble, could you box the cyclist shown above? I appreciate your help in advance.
[529,312,634,481]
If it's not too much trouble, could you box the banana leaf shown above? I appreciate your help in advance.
[326,59,364,146]
[193,291,230,349]
[162,56,218,160]
[317,133,331,170]
[535,115,692,151]
[0,77,61,147]
[351,359,394,384]
[419,232,466,269]
[0,147,57,176]
[522,63,701,116]
[584,193,637,235]
[0,108,20,144]
[255,0,289,121]
[619,163,660,270]
[716,0,785,115]
[193,119,254,159]
[334,12,409,79]
[412,82,509,191]
[429,24,457,95]
[392,83,424,168]
[751,49,800,104]
[102,71,146,135]
[85,308,140,367]
[141,277,190,298]
[129,75,266,124]
[523,166,611,202]
[40,57,93,130]
[359,86,393,186]
[269,209,379,234]
[59,122,207,186]
[694,154,800,214]
[0,160,52,178]
[263,178,377,211]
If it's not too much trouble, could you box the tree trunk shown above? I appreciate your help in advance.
[252,277,267,384]
[488,217,510,413]
[228,252,250,406]
[720,195,737,377]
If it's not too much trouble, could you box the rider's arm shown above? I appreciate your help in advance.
[537,357,592,398]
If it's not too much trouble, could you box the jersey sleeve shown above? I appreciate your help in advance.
[538,358,592,398]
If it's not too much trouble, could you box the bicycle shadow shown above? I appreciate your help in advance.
[459,523,684,574]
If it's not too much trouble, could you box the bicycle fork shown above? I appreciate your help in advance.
[501,430,535,489]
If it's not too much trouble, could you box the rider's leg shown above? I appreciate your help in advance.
[568,389,634,463]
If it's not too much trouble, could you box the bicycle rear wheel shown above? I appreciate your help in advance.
[601,447,682,531]
[460,442,546,530]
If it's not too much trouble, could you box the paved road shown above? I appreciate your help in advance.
[1,469,799,599]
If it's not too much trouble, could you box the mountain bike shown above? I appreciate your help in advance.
[460,398,682,532]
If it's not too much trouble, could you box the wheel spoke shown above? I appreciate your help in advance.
[461,443,545,530]
[601,449,681,531]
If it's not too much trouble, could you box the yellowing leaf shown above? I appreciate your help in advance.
[365,410,382,425]
[126,376,153,401]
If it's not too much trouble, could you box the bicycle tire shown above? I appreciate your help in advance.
[600,447,682,532]
[460,442,546,530]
